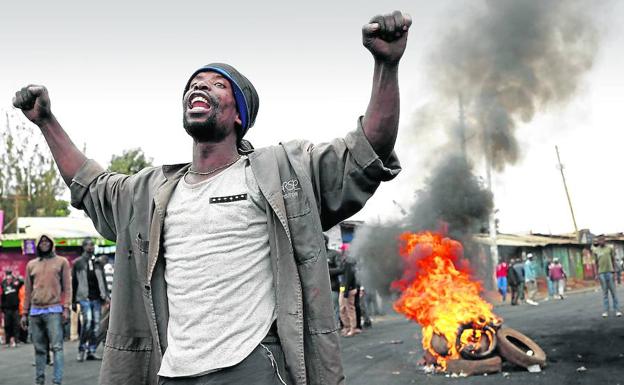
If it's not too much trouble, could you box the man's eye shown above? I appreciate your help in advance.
[214,82,225,89]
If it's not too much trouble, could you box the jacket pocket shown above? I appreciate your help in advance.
[132,233,150,285]
[100,333,152,385]
[284,188,321,265]
[305,331,345,385]
[287,212,321,265]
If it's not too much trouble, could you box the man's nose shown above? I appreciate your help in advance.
[192,81,211,91]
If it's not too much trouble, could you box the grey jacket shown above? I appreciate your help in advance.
[72,254,109,303]
[70,121,400,385]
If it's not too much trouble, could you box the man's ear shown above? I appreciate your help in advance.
[235,114,242,127]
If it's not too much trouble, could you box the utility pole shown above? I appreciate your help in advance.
[555,145,579,238]
[392,200,407,216]
[484,129,499,290]
[2,194,28,233]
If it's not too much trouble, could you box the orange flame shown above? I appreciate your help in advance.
[392,231,501,369]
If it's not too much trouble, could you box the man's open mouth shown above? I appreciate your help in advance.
[187,92,212,112]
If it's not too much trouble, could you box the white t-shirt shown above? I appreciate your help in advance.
[158,157,276,377]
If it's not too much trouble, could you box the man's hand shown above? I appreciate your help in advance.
[363,11,412,65]
[12,85,53,126]
[20,315,28,330]
[62,308,70,323]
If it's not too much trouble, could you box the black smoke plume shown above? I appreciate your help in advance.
[352,0,599,296]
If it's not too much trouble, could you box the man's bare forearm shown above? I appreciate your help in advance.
[360,11,410,162]
[38,115,87,186]
[362,61,399,162]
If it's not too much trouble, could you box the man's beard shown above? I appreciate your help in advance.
[183,113,230,143]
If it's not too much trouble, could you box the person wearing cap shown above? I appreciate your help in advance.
[21,234,72,385]
[591,236,622,318]
[72,237,109,362]
[13,11,410,385]
[524,253,539,306]
[1,269,24,347]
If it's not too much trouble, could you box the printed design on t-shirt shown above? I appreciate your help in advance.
[209,193,248,204]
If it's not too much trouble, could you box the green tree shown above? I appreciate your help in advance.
[0,111,69,233]
[108,148,153,175]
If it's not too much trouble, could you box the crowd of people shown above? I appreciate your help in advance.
[0,236,114,385]
[326,237,382,339]
[495,235,622,318]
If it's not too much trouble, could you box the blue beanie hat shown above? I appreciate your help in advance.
[184,63,259,138]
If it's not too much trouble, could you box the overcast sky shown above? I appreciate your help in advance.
[1,0,623,235]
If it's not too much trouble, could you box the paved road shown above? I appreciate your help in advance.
[2,286,623,384]
[341,286,624,385]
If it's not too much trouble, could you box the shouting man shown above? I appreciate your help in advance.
[13,11,411,385]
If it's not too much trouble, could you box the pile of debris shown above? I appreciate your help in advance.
[422,322,547,376]
[392,232,546,377]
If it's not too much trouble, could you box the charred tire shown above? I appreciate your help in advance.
[496,327,546,368]
[457,324,497,360]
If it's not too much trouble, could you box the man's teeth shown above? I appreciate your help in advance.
[190,96,209,106]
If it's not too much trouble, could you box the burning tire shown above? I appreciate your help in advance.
[496,327,546,368]
[456,323,498,360]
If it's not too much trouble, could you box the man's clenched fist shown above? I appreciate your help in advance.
[12,85,52,125]
[363,10,412,65]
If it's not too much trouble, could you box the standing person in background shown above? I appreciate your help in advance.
[524,254,539,306]
[548,258,566,300]
[495,259,509,303]
[512,257,526,304]
[358,285,372,328]
[615,254,623,285]
[101,256,114,296]
[18,282,27,343]
[353,276,363,335]
[339,254,358,337]
[325,235,343,327]
[21,234,72,385]
[1,269,24,347]
[544,257,555,301]
[592,236,622,318]
[72,237,109,362]
[507,258,521,306]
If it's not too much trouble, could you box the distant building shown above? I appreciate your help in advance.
[0,217,115,281]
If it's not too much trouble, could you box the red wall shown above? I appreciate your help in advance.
[0,249,82,281]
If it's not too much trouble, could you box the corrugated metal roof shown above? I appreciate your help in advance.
[474,233,582,247]
[13,217,101,239]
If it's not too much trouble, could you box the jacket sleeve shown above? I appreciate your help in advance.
[69,159,134,241]
[305,117,401,230]
[62,258,72,310]
[23,264,32,316]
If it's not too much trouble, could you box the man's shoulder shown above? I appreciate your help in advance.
[26,258,38,268]
[54,254,71,265]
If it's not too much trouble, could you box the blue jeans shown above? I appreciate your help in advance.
[30,312,64,384]
[547,278,555,298]
[79,299,102,353]
[599,272,620,312]
[497,277,507,301]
